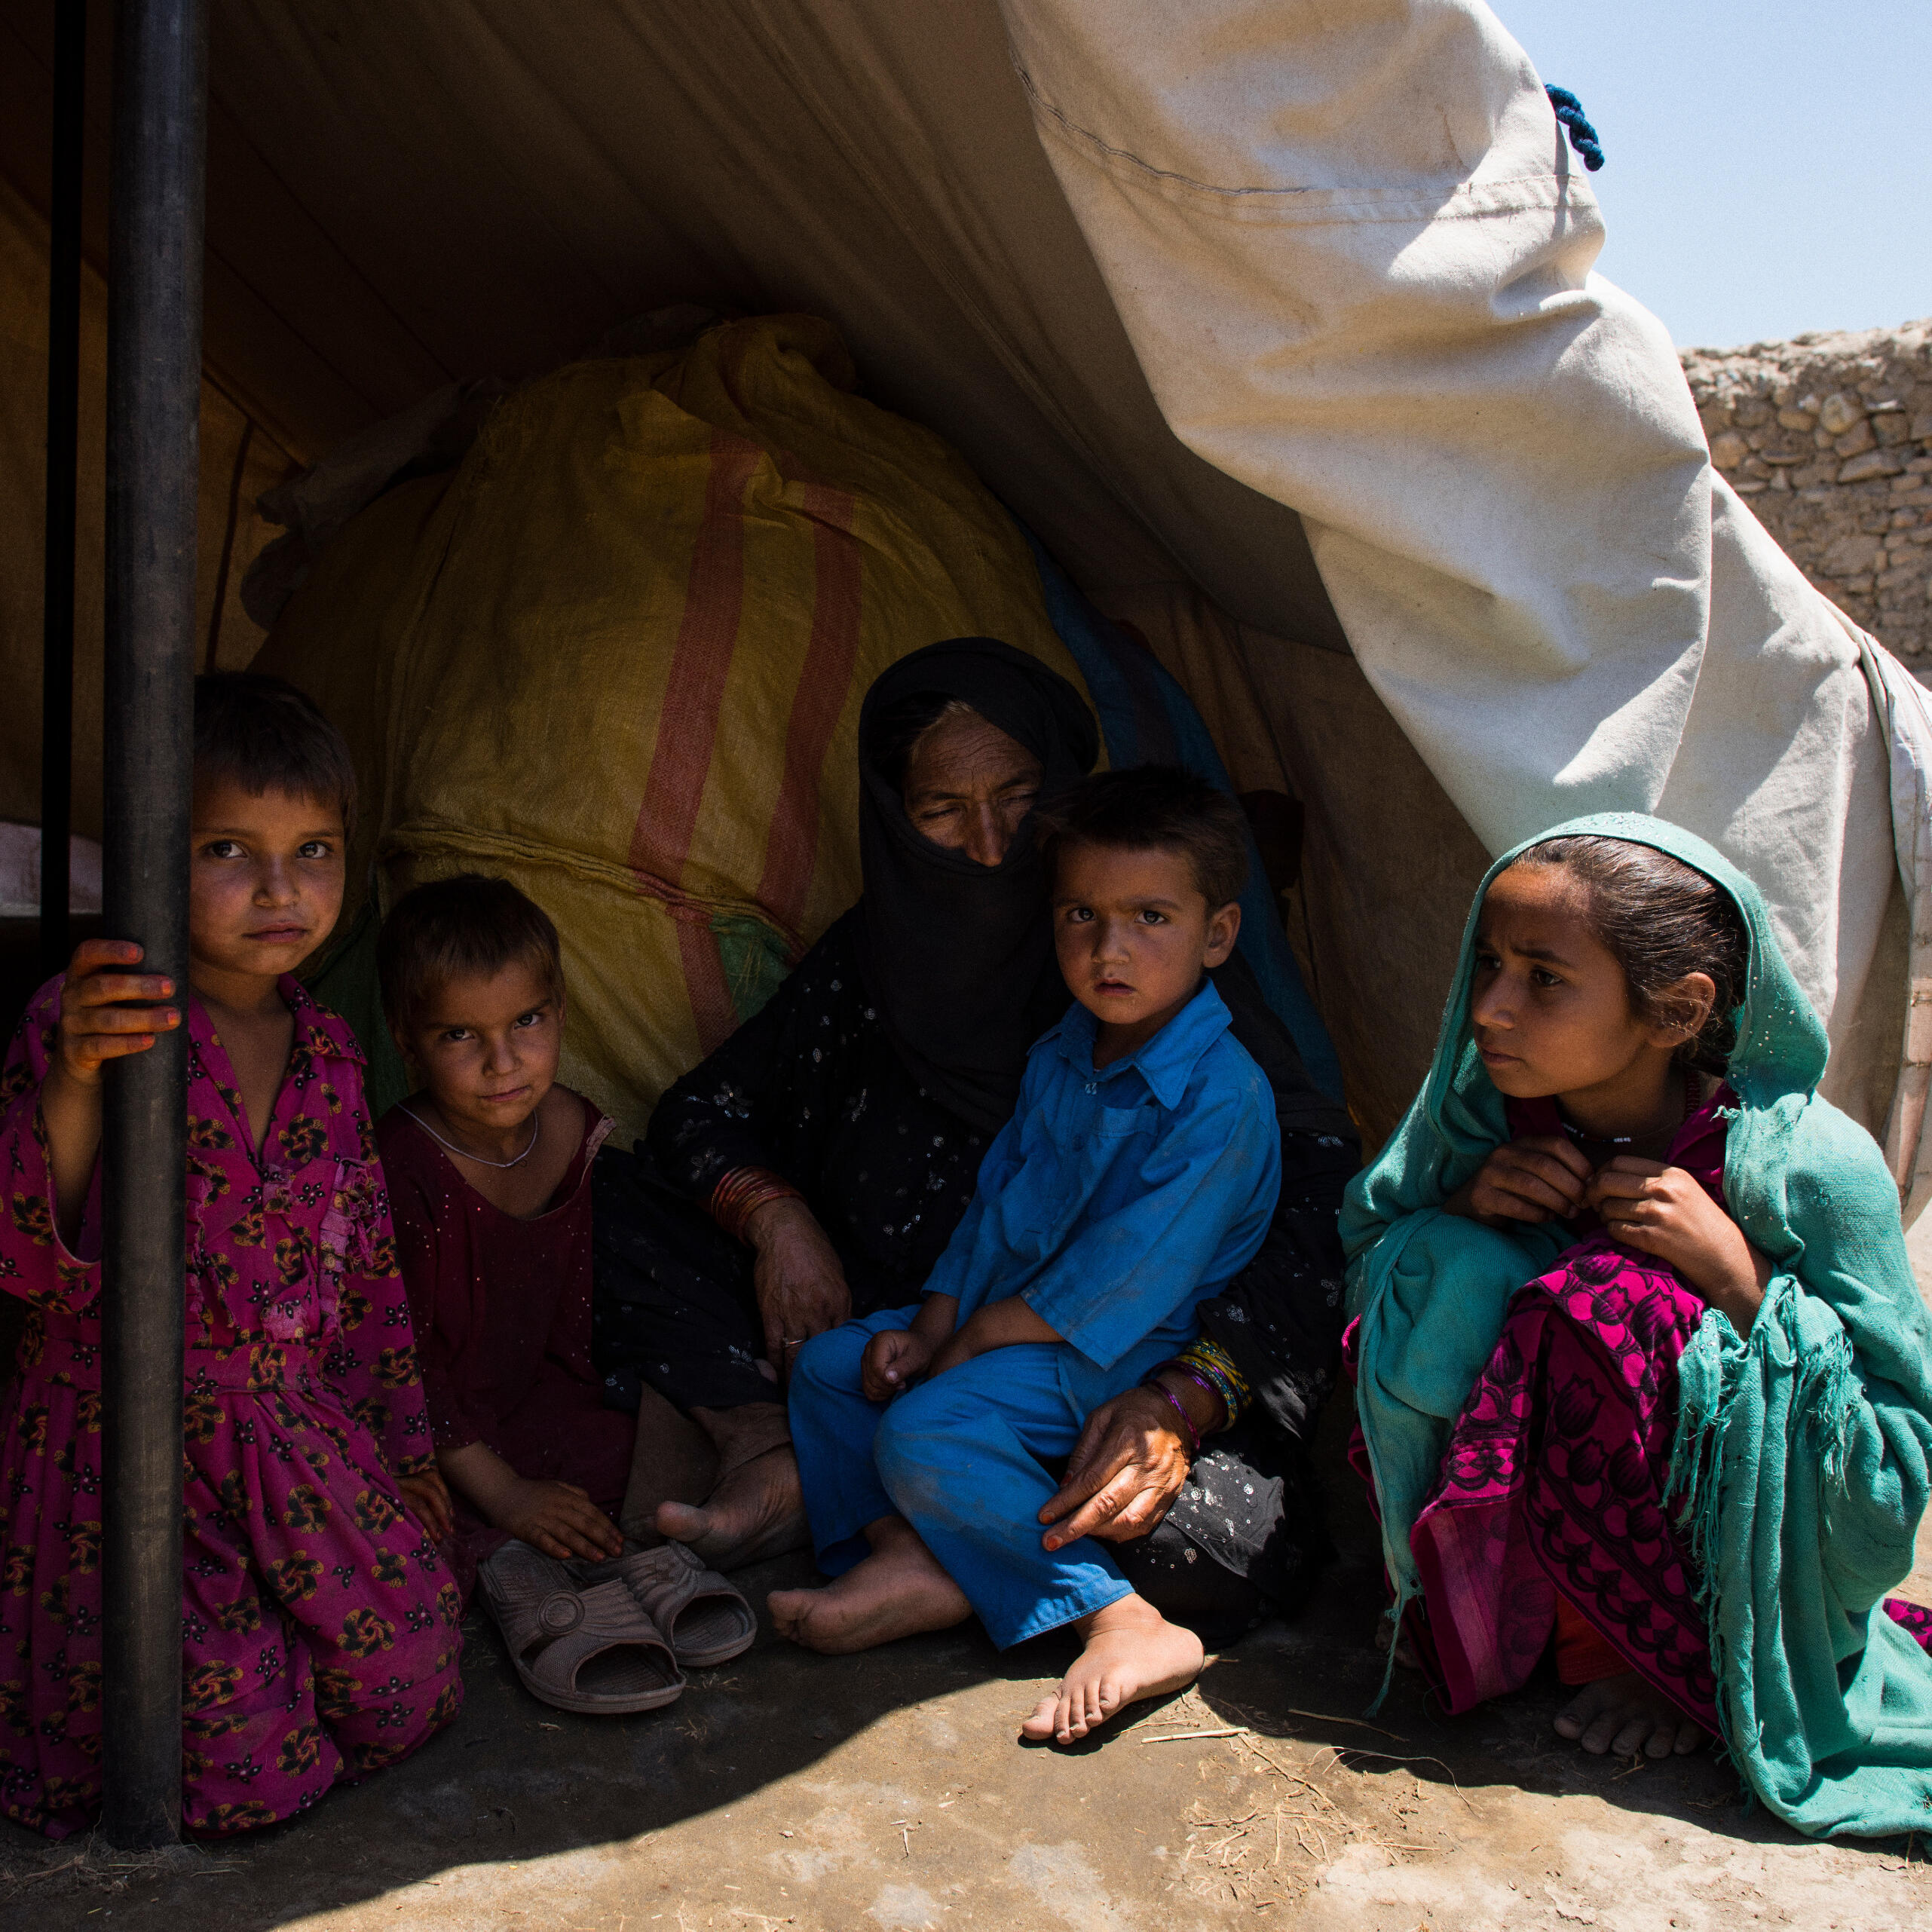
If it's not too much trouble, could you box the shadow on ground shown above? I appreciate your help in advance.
[2,1391,1930,1928]
[0,1542,1086,1930]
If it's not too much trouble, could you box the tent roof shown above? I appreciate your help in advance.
[0,0,1348,650]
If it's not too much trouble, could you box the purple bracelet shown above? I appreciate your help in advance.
[1143,1374,1201,1459]
[1173,1364,1234,1432]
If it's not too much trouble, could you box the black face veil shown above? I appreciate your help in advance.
[851,638,1100,1134]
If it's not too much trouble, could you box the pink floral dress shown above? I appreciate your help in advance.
[0,976,464,1839]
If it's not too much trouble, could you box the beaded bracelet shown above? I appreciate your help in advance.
[707,1166,804,1245]
[1140,1370,1201,1459]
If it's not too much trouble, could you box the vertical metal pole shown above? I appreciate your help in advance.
[100,0,205,1851]
[40,0,87,978]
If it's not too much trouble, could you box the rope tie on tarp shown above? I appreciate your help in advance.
[1545,85,1606,170]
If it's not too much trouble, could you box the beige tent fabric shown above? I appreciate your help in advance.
[1095,585,1489,1147]
[1003,0,1914,1153]
[184,0,1347,638]
[1865,640,1932,1216]
[0,170,292,840]
[1092,583,1289,800]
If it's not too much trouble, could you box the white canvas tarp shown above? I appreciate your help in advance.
[1003,0,1928,1202]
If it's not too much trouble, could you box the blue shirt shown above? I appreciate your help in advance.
[923,978,1281,1416]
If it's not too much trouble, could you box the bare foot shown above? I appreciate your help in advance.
[1554,1670,1704,1757]
[1020,1594,1203,1746]
[617,1382,720,1548]
[656,1403,810,1569]
[657,1445,810,1569]
[767,1516,970,1654]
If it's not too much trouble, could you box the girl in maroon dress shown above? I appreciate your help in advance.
[375,876,637,1602]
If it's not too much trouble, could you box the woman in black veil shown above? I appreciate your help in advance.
[592,638,1357,1644]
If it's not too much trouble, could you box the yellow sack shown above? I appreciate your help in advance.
[255,316,1095,1143]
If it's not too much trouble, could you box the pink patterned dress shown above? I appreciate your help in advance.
[0,976,464,1839]
[1350,1088,1932,1722]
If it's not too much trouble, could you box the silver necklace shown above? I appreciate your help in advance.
[401,1104,540,1171]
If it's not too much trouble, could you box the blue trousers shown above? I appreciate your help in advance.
[788,1308,1134,1649]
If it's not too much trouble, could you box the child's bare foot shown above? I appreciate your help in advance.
[657,1404,810,1569]
[768,1517,970,1654]
[1020,1594,1203,1747]
[1554,1670,1704,1757]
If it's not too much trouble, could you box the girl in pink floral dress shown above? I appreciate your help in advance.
[0,675,463,1839]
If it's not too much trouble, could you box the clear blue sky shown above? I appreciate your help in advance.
[1495,1,1932,348]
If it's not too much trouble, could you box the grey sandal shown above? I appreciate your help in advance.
[479,1539,685,1714]
[574,1542,758,1669]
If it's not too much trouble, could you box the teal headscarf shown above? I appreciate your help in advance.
[1343,812,1932,1839]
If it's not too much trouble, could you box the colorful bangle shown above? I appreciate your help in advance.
[707,1166,804,1245]
[1172,1366,1233,1434]
[1174,1336,1250,1431]
[1141,1370,1201,1459]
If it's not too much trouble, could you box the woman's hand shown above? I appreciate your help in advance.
[744,1196,853,1379]
[861,1327,936,1401]
[1445,1134,1591,1227]
[491,1476,626,1562]
[1585,1156,1770,1331]
[1036,1379,1214,1551]
[397,1468,455,1543]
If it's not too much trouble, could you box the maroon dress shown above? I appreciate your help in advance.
[378,1099,635,1600]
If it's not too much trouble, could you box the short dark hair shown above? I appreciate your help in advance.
[1511,834,1749,1074]
[1034,765,1249,909]
[193,672,357,831]
[377,874,565,1033]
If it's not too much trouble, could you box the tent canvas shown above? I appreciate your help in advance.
[3,0,1929,1207]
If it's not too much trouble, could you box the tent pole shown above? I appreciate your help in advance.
[40,0,87,978]
[100,0,206,1851]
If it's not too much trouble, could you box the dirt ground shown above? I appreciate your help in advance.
[4,1251,1931,1931]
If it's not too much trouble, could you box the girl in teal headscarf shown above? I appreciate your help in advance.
[1343,812,1932,1840]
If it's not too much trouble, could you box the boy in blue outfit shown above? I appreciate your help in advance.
[773,767,1281,1746]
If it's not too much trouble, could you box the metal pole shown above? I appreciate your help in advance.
[40,0,87,978]
[100,0,206,1851]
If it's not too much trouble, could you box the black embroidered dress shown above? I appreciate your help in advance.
[592,911,989,1412]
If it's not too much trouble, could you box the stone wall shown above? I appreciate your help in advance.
[1681,321,1932,663]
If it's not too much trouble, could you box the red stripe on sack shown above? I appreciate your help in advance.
[757,483,863,935]
[628,427,759,1054]
[676,917,738,1056]
[629,428,761,887]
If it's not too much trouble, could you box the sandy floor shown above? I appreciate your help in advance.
[2,1239,1930,1930]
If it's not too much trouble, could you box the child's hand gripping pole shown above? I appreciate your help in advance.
[41,938,182,1249]
[54,938,181,1076]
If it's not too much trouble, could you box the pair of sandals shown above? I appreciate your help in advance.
[479,1538,756,1713]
